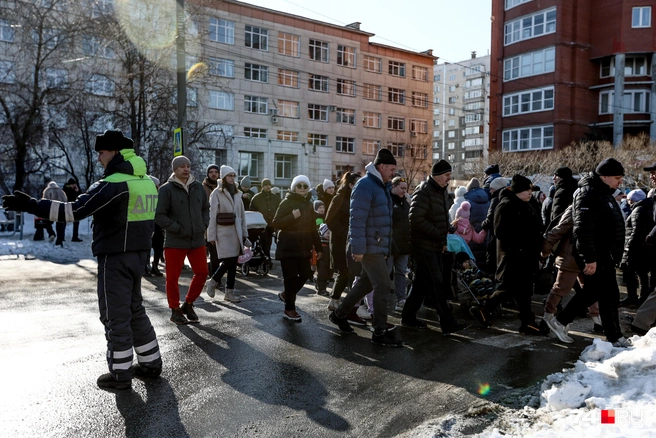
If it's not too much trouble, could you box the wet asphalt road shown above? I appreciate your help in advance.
[1,254,617,437]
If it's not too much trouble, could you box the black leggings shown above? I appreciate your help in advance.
[280,257,312,310]
[211,257,238,289]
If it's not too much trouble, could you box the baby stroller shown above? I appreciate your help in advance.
[452,251,494,327]
[240,211,270,276]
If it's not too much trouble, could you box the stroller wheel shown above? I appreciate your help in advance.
[241,264,250,276]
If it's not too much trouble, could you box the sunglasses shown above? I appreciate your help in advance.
[295,183,309,189]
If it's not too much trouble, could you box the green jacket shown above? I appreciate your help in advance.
[155,175,209,249]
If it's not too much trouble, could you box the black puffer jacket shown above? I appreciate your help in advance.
[572,172,625,267]
[621,198,655,268]
[391,193,411,255]
[325,186,352,271]
[550,176,578,225]
[409,176,452,252]
[272,191,322,260]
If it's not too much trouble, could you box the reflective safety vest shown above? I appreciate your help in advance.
[103,173,158,222]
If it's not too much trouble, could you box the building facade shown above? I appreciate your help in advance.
[433,54,490,181]
[489,0,656,154]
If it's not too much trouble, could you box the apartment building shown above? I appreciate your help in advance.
[433,54,490,180]
[489,0,656,154]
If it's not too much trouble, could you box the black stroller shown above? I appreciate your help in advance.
[451,251,494,327]
[240,211,270,276]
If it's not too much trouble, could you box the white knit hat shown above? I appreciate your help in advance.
[220,165,236,179]
[323,178,335,190]
[291,175,311,190]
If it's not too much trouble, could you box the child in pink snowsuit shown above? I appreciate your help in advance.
[453,201,487,245]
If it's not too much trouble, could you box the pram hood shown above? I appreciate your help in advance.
[245,211,268,229]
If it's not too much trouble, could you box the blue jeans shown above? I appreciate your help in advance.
[393,253,409,302]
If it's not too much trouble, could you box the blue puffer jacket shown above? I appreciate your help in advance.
[464,187,490,232]
[348,162,393,256]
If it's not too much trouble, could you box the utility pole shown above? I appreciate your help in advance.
[175,0,186,154]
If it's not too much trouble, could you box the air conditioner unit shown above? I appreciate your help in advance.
[269,108,278,116]
[271,116,278,124]
[410,132,417,137]
[328,105,336,112]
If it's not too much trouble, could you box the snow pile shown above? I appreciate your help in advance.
[481,330,656,437]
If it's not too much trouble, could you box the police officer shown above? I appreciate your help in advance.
[2,129,162,390]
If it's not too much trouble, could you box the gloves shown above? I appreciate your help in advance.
[2,191,38,214]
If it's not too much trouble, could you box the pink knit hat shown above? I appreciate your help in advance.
[456,201,471,220]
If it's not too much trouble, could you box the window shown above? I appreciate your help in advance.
[412,66,428,81]
[208,58,234,77]
[435,74,441,81]
[600,56,650,78]
[363,83,382,101]
[465,90,483,99]
[465,150,483,159]
[505,0,531,10]
[411,119,428,134]
[363,112,381,128]
[277,130,298,142]
[632,7,651,28]
[90,0,113,17]
[388,116,405,131]
[363,139,380,155]
[465,114,482,123]
[46,68,68,88]
[87,112,114,133]
[449,85,457,92]
[412,92,428,107]
[465,102,484,111]
[447,131,456,138]
[278,100,299,118]
[336,108,355,125]
[465,126,482,135]
[309,39,329,62]
[82,35,115,58]
[275,155,294,179]
[336,79,356,96]
[238,152,259,178]
[337,45,356,67]
[599,90,651,114]
[32,28,61,49]
[409,145,427,159]
[209,17,234,44]
[504,47,555,81]
[502,125,554,151]
[209,90,233,110]
[448,108,456,115]
[0,19,14,42]
[464,138,484,147]
[308,133,328,147]
[388,143,404,157]
[434,131,441,137]
[308,104,329,121]
[448,119,456,127]
[503,87,554,116]
[244,95,268,114]
[388,88,406,104]
[335,165,354,177]
[277,69,299,88]
[0,60,16,84]
[244,63,268,82]
[336,137,355,153]
[309,74,329,92]
[449,74,456,81]
[172,88,197,107]
[86,74,114,96]
[466,65,485,76]
[448,97,456,104]
[245,25,268,50]
[364,55,381,73]
[278,32,300,57]
[244,128,267,138]
[388,61,406,77]
[433,119,440,126]
[504,8,557,45]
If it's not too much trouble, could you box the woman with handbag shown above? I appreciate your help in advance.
[205,165,251,303]
[272,175,323,321]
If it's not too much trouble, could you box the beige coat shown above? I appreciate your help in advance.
[42,182,67,202]
[207,182,248,259]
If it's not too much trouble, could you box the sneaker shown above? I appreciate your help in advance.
[97,373,131,390]
[327,298,341,311]
[170,308,189,325]
[181,301,199,323]
[224,288,241,303]
[133,365,162,379]
[371,329,404,347]
[630,324,647,336]
[546,318,574,343]
[442,321,470,336]
[356,305,373,320]
[401,319,428,330]
[278,292,286,303]
[48,235,55,242]
[72,237,83,242]
[205,279,217,298]
[394,299,406,312]
[150,267,163,277]
[518,323,542,335]
[347,308,367,326]
[317,289,331,297]
[612,337,632,348]
[283,309,302,322]
[329,311,354,333]
[542,312,555,323]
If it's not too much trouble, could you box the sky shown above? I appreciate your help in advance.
[239,0,493,63]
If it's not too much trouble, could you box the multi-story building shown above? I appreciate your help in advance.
[490,0,656,154]
[433,53,490,181]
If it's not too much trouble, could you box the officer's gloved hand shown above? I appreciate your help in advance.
[2,191,38,214]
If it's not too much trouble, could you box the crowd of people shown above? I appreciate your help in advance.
[3,128,656,389]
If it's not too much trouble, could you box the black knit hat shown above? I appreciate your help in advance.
[595,158,625,176]
[509,174,532,193]
[94,130,133,152]
[431,159,452,176]
[374,148,397,166]
[484,164,500,175]
[455,251,471,266]
[554,166,573,179]
[206,164,219,177]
